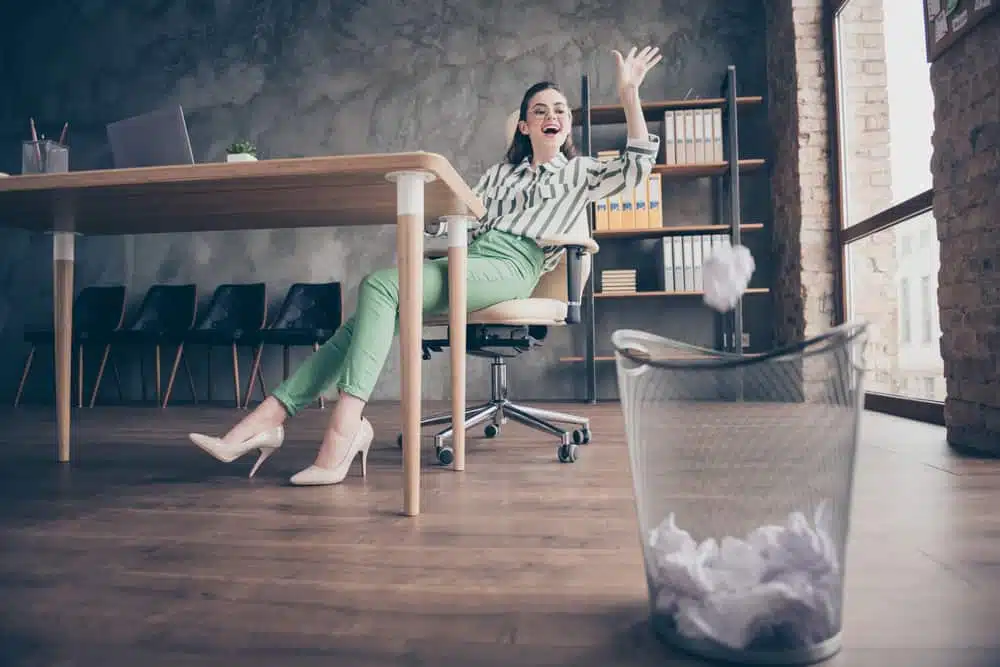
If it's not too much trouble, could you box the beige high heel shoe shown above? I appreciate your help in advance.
[289,418,374,486]
[188,425,285,478]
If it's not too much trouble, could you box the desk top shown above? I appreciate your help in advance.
[0,152,485,236]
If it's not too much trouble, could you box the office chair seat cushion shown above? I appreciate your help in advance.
[424,297,568,327]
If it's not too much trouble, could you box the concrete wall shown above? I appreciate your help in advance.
[0,0,775,405]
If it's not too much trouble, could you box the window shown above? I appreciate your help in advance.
[899,277,911,344]
[920,275,933,343]
[832,0,945,410]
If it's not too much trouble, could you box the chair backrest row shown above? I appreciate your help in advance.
[65,282,343,336]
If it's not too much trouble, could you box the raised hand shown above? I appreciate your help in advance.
[612,46,663,94]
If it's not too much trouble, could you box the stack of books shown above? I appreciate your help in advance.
[662,107,725,165]
[657,233,731,292]
[592,150,663,232]
[600,269,637,295]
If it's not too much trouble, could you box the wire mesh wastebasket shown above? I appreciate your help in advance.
[613,321,868,666]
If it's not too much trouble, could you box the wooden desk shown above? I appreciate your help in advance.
[0,152,485,517]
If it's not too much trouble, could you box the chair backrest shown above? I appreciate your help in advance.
[529,251,592,305]
[268,282,343,333]
[193,282,267,334]
[74,285,127,334]
[128,283,198,334]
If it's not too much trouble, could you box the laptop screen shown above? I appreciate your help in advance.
[106,105,195,169]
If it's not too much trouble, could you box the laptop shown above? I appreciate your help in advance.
[106,104,195,169]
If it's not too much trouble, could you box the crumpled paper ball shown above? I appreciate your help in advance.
[702,241,756,312]
[646,500,841,651]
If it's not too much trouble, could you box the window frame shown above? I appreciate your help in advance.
[824,0,944,426]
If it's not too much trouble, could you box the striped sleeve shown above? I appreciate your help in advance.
[584,134,660,202]
[471,163,502,222]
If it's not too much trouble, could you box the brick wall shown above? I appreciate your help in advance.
[765,0,837,357]
[833,0,898,395]
[931,12,1000,454]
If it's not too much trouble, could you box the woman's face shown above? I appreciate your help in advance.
[519,88,571,151]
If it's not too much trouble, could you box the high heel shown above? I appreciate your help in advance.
[188,425,285,478]
[289,418,374,486]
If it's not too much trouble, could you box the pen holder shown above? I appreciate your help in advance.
[22,140,69,174]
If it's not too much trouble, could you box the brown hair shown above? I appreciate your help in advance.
[505,81,578,165]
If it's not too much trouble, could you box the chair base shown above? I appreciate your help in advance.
[400,356,592,465]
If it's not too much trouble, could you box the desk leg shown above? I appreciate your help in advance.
[53,232,74,462]
[446,216,470,472]
[388,170,434,517]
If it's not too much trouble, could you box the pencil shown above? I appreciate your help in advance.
[29,118,42,163]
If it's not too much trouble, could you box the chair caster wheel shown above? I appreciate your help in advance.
[436,444,454,466]
[573,427,591,445]
[484,424,500,438]
[558,443,579,463]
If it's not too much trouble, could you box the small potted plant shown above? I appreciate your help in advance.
[226,140,258,163]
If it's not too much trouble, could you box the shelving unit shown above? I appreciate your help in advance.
[568,65,770,402]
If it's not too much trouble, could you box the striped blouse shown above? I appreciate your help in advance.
[470,134,660,272]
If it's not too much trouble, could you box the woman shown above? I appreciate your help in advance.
[188,45,663,486]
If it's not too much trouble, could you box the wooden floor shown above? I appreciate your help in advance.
[1,402,999,666]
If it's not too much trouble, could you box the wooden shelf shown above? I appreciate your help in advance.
[573,96,763,126]
[595,287,769,299]
[653,159,765,178]
[594,223,764,240]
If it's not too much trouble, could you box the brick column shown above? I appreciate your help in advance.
[765,0,838,397]
[930,13,1000,455]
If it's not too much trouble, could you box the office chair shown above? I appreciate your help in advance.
[399,110,598,465]
[14,285,127,407]
[242,281,343,409]
[162,282,268,408]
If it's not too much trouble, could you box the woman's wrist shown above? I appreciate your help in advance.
[618,84,640,102]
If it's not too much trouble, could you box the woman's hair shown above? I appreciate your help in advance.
[504,81,578,165]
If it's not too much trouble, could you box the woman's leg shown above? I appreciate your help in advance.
[309,249,541,469]
[216,321,355,445]
[218,241,541,455]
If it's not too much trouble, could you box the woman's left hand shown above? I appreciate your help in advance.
[612,46,662,94]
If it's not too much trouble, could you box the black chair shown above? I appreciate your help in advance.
[14,285,127,408]
[243,281,343,409]
[161,282,268,408]
[89,284,198,407]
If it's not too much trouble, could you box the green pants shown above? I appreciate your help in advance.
[270,229,545,415]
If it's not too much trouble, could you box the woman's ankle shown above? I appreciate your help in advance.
[222,397,288,443]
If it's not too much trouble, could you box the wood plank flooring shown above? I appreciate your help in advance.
[0,402,999,666]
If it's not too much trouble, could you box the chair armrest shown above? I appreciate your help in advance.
[536,234,600,255]
[425,216,483,238]
[564,245,588,324]
[536,235,598,326]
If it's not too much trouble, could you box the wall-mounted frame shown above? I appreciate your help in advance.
[924,0,999,62]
